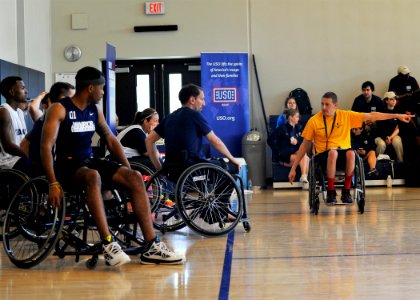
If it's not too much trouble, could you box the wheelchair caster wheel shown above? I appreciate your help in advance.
[86,257,98,269]
[358,197,365,214]
[243,221,251,232]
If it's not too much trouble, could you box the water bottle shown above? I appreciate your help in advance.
[247,179,253,191]
[387,175,392,188]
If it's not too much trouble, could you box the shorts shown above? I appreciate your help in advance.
[55,157,122,187]
[315,149,354,171]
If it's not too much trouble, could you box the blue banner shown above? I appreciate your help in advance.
[106,43,117,135]
[201,52,249,157]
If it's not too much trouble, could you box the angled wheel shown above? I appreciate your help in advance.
[308,158,319,215]
[0,169,30,241]
[354,155,366,214]
[176,163,243,236]
[145,169,186,233]
[2,177,65,269]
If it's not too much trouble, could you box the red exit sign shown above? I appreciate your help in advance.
[145,1,165,15]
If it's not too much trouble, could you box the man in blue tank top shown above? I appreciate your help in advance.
[41,66,184,267]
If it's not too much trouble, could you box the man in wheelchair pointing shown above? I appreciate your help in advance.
[289,91,413,204]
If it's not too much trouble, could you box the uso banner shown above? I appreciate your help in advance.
[201,52,250,157]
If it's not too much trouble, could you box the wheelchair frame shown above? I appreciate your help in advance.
[308,153,366,215]
[2,176,145,269]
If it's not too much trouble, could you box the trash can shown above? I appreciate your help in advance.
[242,129,266,188]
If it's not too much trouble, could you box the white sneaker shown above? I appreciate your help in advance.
[103,242,131,266]
[302,182,309,190]
[140,239,185,265]
[299,174,308,184]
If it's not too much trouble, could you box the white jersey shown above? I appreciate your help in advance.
[115,125,144,158]
[0,103,27,168]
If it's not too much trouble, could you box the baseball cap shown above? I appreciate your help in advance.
[383,91,396,100]
[398,65,410,75]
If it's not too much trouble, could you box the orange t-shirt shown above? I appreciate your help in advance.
[302,110,364,153]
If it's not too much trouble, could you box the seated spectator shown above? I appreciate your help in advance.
[352,81,384,113]
[351,81,384,134]
[351,124,378,177]
[276,96,298,128]
[375,92,404,162]
[115,108,159,170]
[389,65,419,113]
[268,109,309,187]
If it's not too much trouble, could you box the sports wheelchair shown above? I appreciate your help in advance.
[131,161,251,237]
[0,168,30,241]
[2,176,145,269]
[308,152,366,215]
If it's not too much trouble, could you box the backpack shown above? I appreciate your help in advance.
[289,88,312,115]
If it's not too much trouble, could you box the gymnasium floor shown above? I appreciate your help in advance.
[1,186,420,299]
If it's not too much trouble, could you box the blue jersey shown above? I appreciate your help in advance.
[55,97,98,160]
[154,107,211,164]
[28,116,44,165]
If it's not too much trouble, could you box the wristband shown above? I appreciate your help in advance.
[49,181,62,190]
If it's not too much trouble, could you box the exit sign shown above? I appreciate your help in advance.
[145,1,165,15]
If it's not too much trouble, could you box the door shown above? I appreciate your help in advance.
[103,57,201,127]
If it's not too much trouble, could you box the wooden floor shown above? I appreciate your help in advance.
[2,186,420,299]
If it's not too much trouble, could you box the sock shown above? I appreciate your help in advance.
[145,235,159,249]
[327,178,335,190]
[344,175,352,189]
[102,235,113,245]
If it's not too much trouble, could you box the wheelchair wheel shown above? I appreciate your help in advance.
[2,177,65,269]
[146,169,186,233]
[0,169,30,241]
[175,163,243,236]
[105,189,145,252]
[308,158,319,215]
[130,162,160,208]
[354,155,366,214]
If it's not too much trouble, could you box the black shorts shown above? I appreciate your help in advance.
[55,157,122,187]
[315,149,354,171]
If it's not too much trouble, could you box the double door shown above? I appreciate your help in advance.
[104,57,201,126]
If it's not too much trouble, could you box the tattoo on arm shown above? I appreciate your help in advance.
[97,121,111,139]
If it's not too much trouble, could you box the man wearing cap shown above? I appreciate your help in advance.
[288,92,412,205]
[389,65,419,113]
[0,76,29,172]
[375,91,404,162]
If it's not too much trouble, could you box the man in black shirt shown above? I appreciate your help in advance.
[389,65,419,113]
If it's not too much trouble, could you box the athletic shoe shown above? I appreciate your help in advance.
[341,189,353,204]
[326,189,337,205]
[367,168,379,178]
[299,174,308,184]
[140,238,185,265]
[164,199,175,207]
[103,242,131,266]
[302,182,309,190]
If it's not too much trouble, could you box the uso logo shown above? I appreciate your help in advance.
[212,87,237,103]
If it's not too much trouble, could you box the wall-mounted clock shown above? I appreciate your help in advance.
[64,45,82,62]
